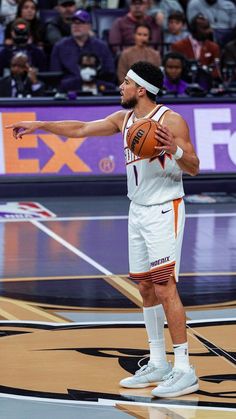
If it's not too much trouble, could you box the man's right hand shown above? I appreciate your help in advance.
[6,121,43,139]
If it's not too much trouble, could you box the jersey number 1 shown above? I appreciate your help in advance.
[133,165,138,186]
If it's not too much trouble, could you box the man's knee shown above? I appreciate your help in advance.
[138,280,154,299]
[153,275,177,301]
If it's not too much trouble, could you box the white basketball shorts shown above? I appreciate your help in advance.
[128,198,185,284]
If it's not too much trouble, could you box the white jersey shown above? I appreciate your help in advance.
[123,104,185,205]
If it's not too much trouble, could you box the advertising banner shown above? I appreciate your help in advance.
[0,102,235,176]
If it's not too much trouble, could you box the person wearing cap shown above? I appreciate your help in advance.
[109,0,162,54]
[9,60,199,399]
[60,52,117,94]
[50,9,115,87]
[0,18,47,77]
[4,0,44,47]
[44,0,77,50]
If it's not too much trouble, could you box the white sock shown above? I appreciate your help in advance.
[173,342,190,372]
[143,304,167,367]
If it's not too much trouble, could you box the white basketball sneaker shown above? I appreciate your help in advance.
[151,366,199,398]
[119,361,172,388]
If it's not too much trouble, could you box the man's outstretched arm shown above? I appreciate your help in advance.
[6,111,126,139]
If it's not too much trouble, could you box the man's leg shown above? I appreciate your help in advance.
[151,276,199,397]
[138,280,168,367]
[119,279,171,388]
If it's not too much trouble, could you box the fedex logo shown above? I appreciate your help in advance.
[194,108,236,170]
[0,112,91,174]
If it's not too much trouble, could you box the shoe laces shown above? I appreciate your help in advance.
[161,368,182,386]
[137,355,149,369]
[135,361,155,376]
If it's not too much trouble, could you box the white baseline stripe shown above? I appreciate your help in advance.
[0,212,236,223]
[0,393,235,412]
[0,318,235,327]
[31,220,113,275]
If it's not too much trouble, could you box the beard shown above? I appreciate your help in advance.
[121,96,138,109]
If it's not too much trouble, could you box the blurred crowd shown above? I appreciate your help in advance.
[0,0,235,98]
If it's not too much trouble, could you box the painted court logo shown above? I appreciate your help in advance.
[0,202,55,219]
[0,319,235,407]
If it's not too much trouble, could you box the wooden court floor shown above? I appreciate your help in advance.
[0,195,235,419]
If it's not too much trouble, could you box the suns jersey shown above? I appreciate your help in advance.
[123,104,185,205]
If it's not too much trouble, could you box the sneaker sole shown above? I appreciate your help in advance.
[120,381,158,388]
[152,382,199,398]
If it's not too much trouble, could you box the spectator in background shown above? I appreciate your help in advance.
[162,51,188,95]
[44,0,77,50]
[147,0,184,28]
[50,10,115,86]
[0,0,19,24]
[0,18,47,76]
[0,51,45,96]
[221,28,236,84]
[61,52,116,94]
[171,14,220,89]
[0,0,20,44]
[4,0,44,47]
[163,10,189,53]
[187,0,236,30]
[117,23,161,83]
[109,0,162,54]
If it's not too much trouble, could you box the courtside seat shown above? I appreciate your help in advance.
[92,8,127,40]
[39,9,59,24]
[213,28,235,47]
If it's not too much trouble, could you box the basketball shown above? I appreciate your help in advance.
[127,118,162,159]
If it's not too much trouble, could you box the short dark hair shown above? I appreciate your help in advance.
[168,10,185,23]
[163,51,186,68]
[130,61,163,100]
[134,22,152,34]
[189,13,210,35]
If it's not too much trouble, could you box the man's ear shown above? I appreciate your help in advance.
[138,86,146,97]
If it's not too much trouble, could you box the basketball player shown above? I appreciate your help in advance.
[7,61,200,398]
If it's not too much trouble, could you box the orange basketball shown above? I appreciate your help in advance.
[127,118,162,159]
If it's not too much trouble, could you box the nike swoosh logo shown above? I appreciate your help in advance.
[162,209,172,214]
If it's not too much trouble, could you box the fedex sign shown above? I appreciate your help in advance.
[194,107,236,171]
[0,103,235,176]
[0,107,124,175]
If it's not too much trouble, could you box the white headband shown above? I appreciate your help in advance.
[127,69,159,95]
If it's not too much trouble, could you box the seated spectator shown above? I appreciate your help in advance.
[0,18,47,76]
[4,0,45,47]
[221,29,236,84]
[0,0,19,25]
[50,10,115,86]
[117,23,161,83]
[109,0,162,54]
[61,52,117,94]
[171,14,220,89]
[0,0,20,44]
[162,51,189,95]
[44,0,77,50]
[163,10,189,53]
[147,0,184,28]
[187,0,236,30]
[0,51,45,96]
